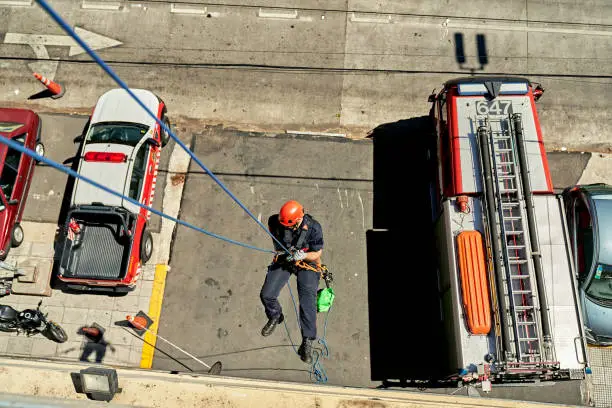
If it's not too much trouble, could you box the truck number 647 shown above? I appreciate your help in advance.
[476,100,512,116]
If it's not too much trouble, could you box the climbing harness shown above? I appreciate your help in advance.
[293,260,335,313]
[271,217,336,383]
[17,0,336,384]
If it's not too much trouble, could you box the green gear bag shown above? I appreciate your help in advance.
[317,287,335,313]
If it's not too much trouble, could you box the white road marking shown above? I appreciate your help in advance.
[257,8,297,19]
[357,191,365,229]
[384,16,612,37]
[442,18,612,37]
[286,130,346,137]
[3,27,122,57]
[170,3,207,15]
[350,13,392,24]
[81,0,121,10]
[337,187,343,209]
[0,0,31,5]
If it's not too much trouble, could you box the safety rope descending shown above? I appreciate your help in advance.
[34,0,288,255]
[0,137,274,254]
[279,261,334,383]
[31,0,334,384]
[283,282,332,384]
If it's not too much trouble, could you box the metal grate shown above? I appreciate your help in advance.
[64,221,128,279]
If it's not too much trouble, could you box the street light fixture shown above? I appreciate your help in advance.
[78,367,119,402]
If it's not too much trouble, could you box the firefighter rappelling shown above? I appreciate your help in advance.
[260,200,327,364]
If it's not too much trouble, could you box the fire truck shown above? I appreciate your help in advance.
[429,77,589,383]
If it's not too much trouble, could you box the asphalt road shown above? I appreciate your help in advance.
[153,125,590,405]
[0,0,610,150]
[0,0,608,404]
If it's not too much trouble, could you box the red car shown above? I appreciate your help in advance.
[0,108,45,260]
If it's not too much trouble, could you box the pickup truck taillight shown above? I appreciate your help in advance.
[84,152,127,162]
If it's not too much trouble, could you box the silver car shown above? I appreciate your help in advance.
[563,183,612,346]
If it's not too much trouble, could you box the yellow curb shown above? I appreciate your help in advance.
[140,264,168,369]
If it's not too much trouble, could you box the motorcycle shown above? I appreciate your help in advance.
[0,300,68,343]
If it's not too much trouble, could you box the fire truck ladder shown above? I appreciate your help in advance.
[477,115,544,364]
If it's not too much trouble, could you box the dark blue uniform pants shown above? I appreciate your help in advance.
[260,262,320,339]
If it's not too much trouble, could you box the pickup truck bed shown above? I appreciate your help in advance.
[59,207,133,280]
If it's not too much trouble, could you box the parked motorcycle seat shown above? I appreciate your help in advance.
[0,305,18,321]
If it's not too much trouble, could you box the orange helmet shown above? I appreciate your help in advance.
[279,200,304,227]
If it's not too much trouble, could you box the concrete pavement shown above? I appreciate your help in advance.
[0,118,185,369]
[0,221,157,367]
[0,0,609,148]
[152,125,601,405]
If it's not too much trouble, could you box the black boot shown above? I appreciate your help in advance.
[261,313,284,337]
[298,337,313,364]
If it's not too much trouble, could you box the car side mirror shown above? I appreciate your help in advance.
[8,199,18,206]
[145,138,160,148]
[73,135,84,143]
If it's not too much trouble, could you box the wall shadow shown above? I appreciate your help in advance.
[366,116,449,384]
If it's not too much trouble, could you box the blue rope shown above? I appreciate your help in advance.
[34,0,289,255]
[34,0,329,382]
[283,282,331,384]
[0,137,274,254]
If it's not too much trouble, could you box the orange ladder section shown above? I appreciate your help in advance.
[456,230,491,335]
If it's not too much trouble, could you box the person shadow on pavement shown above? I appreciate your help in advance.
[77,323,115,364]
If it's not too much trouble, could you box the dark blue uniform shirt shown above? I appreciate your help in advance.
[268,214,324,253]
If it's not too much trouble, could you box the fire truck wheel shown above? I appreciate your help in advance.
[141,230,153,264]
[11,224,24,248]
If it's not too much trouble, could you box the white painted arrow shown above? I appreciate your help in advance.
[4,27,122,57]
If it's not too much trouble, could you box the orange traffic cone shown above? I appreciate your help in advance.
[126,311,153,336]
[33,72,65,99]
[127,315,148,330]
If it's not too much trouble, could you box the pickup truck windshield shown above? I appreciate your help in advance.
[87,122,149,147]
[587,263,612,302]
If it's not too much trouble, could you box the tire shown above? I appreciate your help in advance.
[161,116,171,147]
[140,229,153,264]
[44,321,68,343]
[11,224,24,248]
